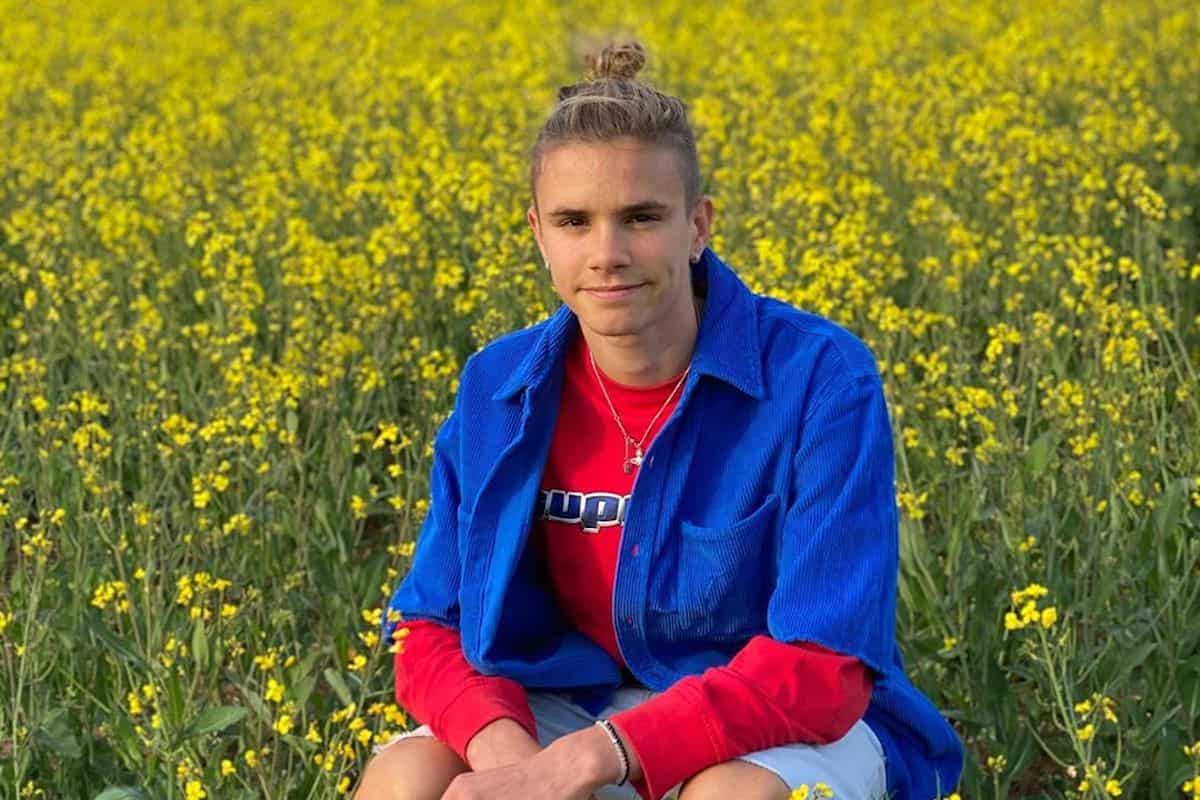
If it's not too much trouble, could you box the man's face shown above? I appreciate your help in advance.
[528,137,712,342]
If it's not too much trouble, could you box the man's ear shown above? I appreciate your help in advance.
[527,204,547,263]
[526,203,539,235]
[690,195,714,252]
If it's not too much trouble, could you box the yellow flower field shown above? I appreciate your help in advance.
[1,0,1198,797]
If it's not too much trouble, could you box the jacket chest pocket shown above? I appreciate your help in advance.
[650,494,780,641]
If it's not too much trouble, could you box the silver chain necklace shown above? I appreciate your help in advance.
[587,299,700,474]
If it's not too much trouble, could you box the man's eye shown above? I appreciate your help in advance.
[630,214,660,223]
[559,217,585,227]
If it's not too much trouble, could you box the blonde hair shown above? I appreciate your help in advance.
[529,40,702,210]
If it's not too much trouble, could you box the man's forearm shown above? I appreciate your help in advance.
[465,717,543,770]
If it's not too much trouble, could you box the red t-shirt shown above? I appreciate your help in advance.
[394,334,873,799]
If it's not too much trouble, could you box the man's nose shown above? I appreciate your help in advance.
[588,222,632,271]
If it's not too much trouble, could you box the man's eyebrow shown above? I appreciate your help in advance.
[546,201,671,219]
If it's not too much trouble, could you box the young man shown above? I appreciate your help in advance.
[358,42,962,800]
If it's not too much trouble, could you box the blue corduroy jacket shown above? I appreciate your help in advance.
[385,248,964,799]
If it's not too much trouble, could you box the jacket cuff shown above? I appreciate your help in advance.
[432,676,539,764]
[608,678,720,800]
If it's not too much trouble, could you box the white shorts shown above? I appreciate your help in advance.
[374,686,888,799]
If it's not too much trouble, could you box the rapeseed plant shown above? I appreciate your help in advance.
[0,0,1197,796]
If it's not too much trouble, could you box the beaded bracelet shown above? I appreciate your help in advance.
[594,718,631,786]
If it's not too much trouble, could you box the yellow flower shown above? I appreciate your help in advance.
[1039,606,1058,628]
[265,678,285,703]
[1011,583,1049,605]
[1076,723,1095,742]
[220,760,235,777]
[384,704,408,726]
[1105,778,1122,796]
[244,749,258,768]
[253,650,278,671]
[274,714,294,735]
[184,781,206,800]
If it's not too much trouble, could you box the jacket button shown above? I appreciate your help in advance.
[624,616,634,625]
[631,544,639,556]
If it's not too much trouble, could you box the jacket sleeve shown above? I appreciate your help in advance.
[383,393,537,763]
[384,407,466,638]
[765,370,900,675]
[609,637,872,800]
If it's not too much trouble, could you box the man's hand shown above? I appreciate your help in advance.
[464,718,543,772]
[445,721,624,800]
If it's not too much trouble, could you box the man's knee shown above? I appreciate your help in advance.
[677,759,791,800]
[355,736,470,800]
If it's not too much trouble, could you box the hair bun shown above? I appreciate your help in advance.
[584,40,646,81]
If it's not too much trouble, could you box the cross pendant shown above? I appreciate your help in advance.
[629,446,644,468]
[623,442,643,474]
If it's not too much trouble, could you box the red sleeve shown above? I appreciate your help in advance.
[392,618,539,764]
[608,635,873,800]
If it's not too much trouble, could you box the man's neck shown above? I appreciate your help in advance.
[583,295,702,387]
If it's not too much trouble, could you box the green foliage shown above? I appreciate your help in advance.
[0,0,1198,797]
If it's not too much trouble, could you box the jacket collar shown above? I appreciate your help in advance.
[494,248,764,402]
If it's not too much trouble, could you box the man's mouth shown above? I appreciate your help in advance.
[583,283,646,299]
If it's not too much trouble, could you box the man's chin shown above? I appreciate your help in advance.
[578,316,642,339]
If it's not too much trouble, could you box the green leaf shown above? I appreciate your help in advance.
[191,619,209,671]
[1141,704,1180,739]
[239,684,270,722]
[291,649,323,707]
[94,788,148,800]
[1024,430,1055,477]
[324,668,353,707]
[181,705,246,740]
[33,708,81,759]
[85,614,148,670]
[1153,476,1188,539]
[165,671,185,729]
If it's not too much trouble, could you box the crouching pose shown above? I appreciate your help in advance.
[358,40,963,800]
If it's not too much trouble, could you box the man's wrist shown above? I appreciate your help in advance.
[550,722,637,792]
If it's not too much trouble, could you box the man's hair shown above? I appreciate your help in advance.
[529,40,702,211]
